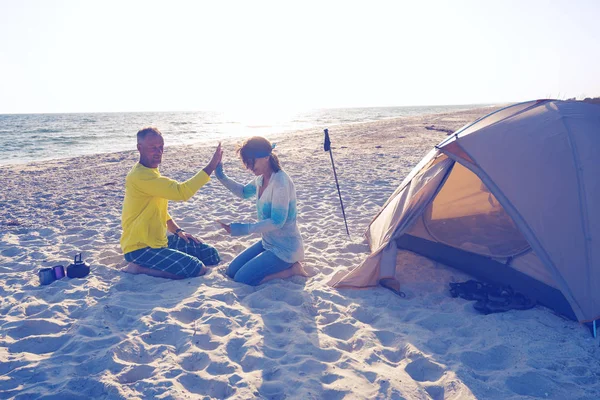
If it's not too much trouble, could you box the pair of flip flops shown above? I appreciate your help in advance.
[449,280,535,314]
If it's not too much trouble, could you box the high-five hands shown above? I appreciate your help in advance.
[204,142,223,176]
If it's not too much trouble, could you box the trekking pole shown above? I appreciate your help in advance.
[324,128,350,237]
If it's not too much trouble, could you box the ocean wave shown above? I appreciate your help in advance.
[28,128,63,133]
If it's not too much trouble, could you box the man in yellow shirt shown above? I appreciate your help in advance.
[120,127,223,279]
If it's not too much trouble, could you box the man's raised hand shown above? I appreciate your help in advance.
[204,142,223,176]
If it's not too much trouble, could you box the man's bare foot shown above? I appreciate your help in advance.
[121,262,184,280]
[122,263,142,274]
[380,277,406,297]
[259,262,310,284]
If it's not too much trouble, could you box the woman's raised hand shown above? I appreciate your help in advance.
[215,220,231,234]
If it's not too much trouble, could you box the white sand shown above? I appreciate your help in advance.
[1,108,599,399]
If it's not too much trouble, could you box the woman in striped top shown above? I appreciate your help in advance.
[215,136,307,286]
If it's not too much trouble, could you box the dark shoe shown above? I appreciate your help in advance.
[486,285,514,303]
[473,299,491,314]
[474,293,535,314]
[449,280,486,301]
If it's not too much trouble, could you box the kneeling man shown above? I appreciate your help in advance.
[120,127,222,279]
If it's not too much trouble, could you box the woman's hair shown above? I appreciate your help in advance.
[236,136,282,172]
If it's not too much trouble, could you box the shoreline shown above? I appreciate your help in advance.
[2,105,598,399]
[0,104,499,169]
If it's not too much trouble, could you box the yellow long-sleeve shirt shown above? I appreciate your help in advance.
[120,163,210,254]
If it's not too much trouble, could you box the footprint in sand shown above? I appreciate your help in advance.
[25,304,48,317]
[350,307,378,324]
[63,377,110,398]
[339,242,369,254]
[239,353,268,373]
[1,247,22,257]
[97,250,124,266]
[203,315,233,337]
[405,358,445,382]
[264,309,297,324]
[111,341,158,364]
[262,366,282,381]
[311,240,328,250]
[320,388,348,400]
[425,385,445,400]
[180,351,210,371]
[38,227,57,237]
[381,346,408,364]
[171,306,205,324]
[505,371,558,398]
[193,333,220,351]
[149,309,169,322]
[374,330,396,347]
[141,325,188,346]
[9,334,70,354]
[313,347,342,363]
[263,346,286,360]
[206,361,236,376]
[3,319,66,339]
[416,312,464,332]
[177,373,235,398]
[297,359,327,377]
[322,321,358,341]
[320,374,343,384]
[210,291,238,305]
[225,337,247,363]
[318,311,342,325]
[460,345,515,371]
[258,381,286,399]
[117,365,155,384]
[424,338,452,355]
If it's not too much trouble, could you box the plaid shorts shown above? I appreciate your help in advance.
[124,235,220,278]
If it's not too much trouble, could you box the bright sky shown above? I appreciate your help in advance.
[0,0,598,114]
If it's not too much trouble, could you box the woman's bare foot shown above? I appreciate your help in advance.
[259,262,310,284]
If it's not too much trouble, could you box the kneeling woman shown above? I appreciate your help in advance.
[215,136,305,286]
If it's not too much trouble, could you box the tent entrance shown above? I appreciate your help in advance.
[423,162,530,258]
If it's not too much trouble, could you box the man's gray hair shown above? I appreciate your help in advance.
[137,127,162,143]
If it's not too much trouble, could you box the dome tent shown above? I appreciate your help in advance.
[329,100,600,326]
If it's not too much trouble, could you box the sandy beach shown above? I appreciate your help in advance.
[1,107,599,399]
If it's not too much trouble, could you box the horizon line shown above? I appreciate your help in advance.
[0,101,509,116]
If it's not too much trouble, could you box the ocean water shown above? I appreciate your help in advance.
[0,105,483,166]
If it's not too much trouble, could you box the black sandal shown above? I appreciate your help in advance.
[449,280,487,301]
[486,285,514,303]
[474,292,535,314]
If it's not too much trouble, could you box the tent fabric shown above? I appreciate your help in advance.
[327,153,454,288]
[422,161,530,258]
[330,100,600,322]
